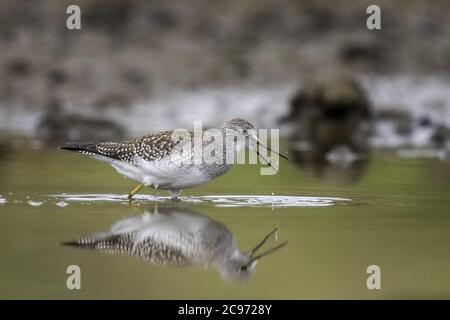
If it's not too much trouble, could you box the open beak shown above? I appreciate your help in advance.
[249,228,288,262]
[249,133,288,173]
[255,137,289,161]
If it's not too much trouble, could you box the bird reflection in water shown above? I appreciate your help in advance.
[63,206,287,282]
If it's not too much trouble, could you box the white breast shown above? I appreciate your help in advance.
[106,152,210,190]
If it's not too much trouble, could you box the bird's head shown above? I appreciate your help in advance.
[217,228,287,282]
[221,118,288,170]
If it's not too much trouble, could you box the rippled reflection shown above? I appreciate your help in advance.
[53,194,350,207]
[63,205,287,282]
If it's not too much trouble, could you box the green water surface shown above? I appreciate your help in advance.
[0,147,449,299]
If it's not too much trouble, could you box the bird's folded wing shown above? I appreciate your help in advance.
[61,130,188,163]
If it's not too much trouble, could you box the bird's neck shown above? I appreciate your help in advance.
[220,129,246,165]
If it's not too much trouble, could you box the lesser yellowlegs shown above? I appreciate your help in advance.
[60,118,288,200]
[63,206,287,281]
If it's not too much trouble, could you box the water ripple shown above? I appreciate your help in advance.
[51,194,350,208]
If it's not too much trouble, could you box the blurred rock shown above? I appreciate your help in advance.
[340,40,390,71]
[5,58,33,77]
[35,98,126,146]
[281,73,371,160]
[46,68,69,87]
[431,125,450,148]
[82,0,134,32]
[94,92,132,109]
[280,73,372,183]
[372,110,450,148]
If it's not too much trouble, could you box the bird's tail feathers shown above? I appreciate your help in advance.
[59,142,99,155]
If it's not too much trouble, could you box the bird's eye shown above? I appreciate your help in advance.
[242,129,248,136]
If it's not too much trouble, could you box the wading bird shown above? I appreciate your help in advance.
[60,118,288,200]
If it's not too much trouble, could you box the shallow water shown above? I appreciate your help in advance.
[0,147,450,299]
[49,194,350,207]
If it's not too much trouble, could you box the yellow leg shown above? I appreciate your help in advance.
[128,184,145,200]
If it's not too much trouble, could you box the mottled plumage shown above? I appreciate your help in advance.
[60,118,287,199]
[63,131,179,163]
[63,206,287,281]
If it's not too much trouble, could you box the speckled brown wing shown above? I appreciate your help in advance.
[61,131,183,163]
